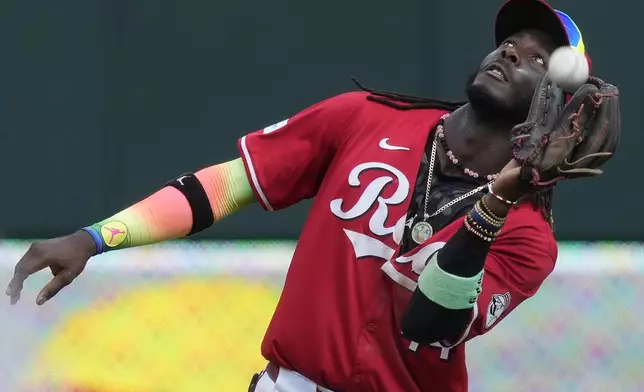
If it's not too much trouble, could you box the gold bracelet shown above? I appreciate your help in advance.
[464,218,495,242]
[479,196,506,222]
[488,183,518,205]
[467,215,500,237]
[474,201,505,228]
[467,210,502,233]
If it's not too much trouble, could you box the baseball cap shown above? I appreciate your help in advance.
[495,0,591,69]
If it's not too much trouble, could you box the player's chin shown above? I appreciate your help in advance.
[467,78,514,112]
[471,73,513,98]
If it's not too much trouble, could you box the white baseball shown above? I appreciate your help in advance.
[548,45,589,93]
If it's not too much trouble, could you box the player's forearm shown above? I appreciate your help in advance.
[435,194,508,275]
[402,195,507,343]
[82,158,255,254]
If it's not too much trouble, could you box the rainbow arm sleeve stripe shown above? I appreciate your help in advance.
[83,158,255,253]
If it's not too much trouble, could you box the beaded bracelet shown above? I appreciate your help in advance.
[466,214,500,238]
[479,196,506,222]
[469,211,500,234]
[473,202,504,229]
[487,182,517,205]
[464,217,496,242]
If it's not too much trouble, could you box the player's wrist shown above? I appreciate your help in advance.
[490,174,524,201]
[79,226,105,256]
[481,194,512,219]
[418,254,484,310]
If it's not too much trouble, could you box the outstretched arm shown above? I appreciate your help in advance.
[6,158,256,306]
[82,158,255,254]
[7,91,365,306]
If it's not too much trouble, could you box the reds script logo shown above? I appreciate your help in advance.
[330,162,453,359]
[330,162,446,287]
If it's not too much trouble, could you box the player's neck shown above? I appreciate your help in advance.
[447,104,516,138]
[438,104,514,177]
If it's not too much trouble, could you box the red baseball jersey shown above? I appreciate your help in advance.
[237,91,558,392]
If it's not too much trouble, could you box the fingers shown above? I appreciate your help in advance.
[500,159,521,173]
[36,269,79,306]
[5,277,23,305]
[5,245,49,305]
[50,264,64,276]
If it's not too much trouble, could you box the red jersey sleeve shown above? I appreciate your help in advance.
[237,92,365,211]
[444,213,557,347]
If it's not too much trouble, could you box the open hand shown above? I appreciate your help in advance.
[5,230,96,306]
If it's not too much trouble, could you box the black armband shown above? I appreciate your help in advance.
[165,173,214,235]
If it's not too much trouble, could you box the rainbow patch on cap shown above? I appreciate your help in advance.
[555,10,585,54]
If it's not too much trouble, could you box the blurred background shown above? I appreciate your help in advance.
[0,0,642,391]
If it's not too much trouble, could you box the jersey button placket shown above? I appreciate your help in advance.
[353,374,363,384]
[366,322,377,332]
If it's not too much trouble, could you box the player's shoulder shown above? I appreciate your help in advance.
[329,90,372,102]
[302,91,371,122]
[323,91,447,122]
[319,91,371,109]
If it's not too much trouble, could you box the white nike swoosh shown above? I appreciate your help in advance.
[379,138,410,151]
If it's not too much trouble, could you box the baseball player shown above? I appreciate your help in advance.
[6,1,620,391]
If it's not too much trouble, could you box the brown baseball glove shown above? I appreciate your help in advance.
[511,71,620,190]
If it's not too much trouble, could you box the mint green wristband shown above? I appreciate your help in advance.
[417,254,484,310]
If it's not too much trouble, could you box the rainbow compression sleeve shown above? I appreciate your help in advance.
[83,158,255,253]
